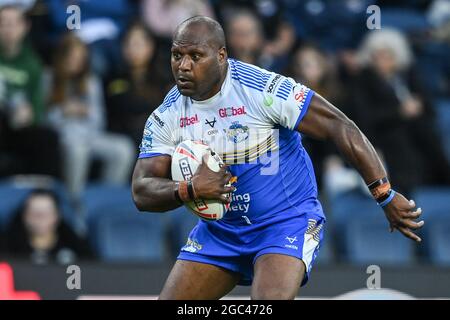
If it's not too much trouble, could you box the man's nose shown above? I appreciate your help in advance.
[179,56,192,72]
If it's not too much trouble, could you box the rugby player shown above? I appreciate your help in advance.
[131,16,424,300]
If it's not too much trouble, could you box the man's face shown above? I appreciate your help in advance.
[171,26,225,100]
[0,8,27,49]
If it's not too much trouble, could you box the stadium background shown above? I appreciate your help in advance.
[0,0,449,299]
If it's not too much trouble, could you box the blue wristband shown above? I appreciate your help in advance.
[378,190,396,208]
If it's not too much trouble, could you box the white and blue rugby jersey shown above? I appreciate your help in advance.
[139,59,324,223]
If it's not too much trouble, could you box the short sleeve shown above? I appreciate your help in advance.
[138,109,175,159]
[258,74,315,130]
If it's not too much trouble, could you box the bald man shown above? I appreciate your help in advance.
[131,16,424,300]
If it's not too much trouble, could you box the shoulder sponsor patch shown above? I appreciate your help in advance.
[264,74,283,95]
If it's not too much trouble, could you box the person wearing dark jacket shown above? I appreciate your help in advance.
[354,28,450,194]
[4,189,94,264]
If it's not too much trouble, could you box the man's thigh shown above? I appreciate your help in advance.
[159,260,241,300]
[251,254,306,300]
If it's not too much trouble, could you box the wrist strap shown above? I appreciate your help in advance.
[378,189,396,207]
[174,182,183,204]
[187,180,197,200]
[368,177,391,201]
[177,181,191,202]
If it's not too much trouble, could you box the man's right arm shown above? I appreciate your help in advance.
[132,156,182,212]
[132,155,235,213]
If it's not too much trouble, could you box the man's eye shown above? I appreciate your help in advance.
[172,53,181,59]
[192,54,200,61]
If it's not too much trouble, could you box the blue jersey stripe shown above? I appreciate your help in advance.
[230,59,272,92]
[158,87,181,113]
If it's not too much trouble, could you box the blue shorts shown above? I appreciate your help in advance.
[177,210,326,286]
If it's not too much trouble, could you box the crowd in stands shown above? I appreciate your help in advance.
[0,0,449,265]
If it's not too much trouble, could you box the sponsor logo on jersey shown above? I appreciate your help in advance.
[266,74,282,94]
[223,121,249,143]
[151,113,165,127]
[207,129,219,136]
[205,117,216,128]
[180,114,199,127]
[293,84,310,110]
[263,95,273,107]
[228,192,251,214]
[218,106,246,118]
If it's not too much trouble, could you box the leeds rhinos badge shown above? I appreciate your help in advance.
[223,121,249,143]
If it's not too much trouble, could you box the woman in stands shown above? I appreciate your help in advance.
[4,189,93,264]
[105,21,168,148]
[45,33,135,201]
[353,28,450,195]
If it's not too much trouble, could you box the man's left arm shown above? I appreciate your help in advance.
[298,93,424,242]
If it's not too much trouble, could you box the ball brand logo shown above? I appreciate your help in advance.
[219,106,246,118]
[180,114,199,127]
[179,157,193,180]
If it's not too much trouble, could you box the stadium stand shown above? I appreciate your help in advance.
[330,189,415,265]
[413,186,450,265]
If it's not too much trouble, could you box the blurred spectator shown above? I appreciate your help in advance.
[354,28,450,194]
[225,10,265,66]
[416,0,450,97]
[105,22,167,148]
[0,4,60,178]
[46,0,136,77]
[0,4,43,125]
[0,0,35,11]
[141,0,215,41]
[216,1,295,71]
[45,33,135,200]
[4,189,93,264]
[289,44,358,192]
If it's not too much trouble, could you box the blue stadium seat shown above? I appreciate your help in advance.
[0,182,32,230]
[424,218,450,266]
[83,183,134,218]
[330,190,415,265]
[165,206,199,250]
[0,179,76,231]
[413,186,450,265]
[433,100,450,161]
[330,189,380,228]
[344,217,415,265]
[381,9,430,32]
[413,186,450,219]
[89,203,165,262]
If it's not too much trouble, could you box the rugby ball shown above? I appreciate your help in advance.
[171,140,230,221]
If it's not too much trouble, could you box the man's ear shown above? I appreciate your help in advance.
[218,47,227,64]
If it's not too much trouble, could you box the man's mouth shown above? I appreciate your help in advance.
[177,77,194,88]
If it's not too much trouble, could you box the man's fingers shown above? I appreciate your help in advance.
[219,194,231,204]
[400,218,425,230]
[402,207,422,219]
[223,185,237,194]
[202,153,209,164]
[223,171,232,182]
[397,226,422,242]
[407,199,416,209]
